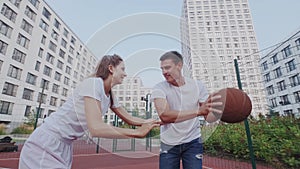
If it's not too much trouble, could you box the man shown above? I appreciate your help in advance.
[151,51,222,169]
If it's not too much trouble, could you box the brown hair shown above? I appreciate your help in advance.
[160,51,183,64]
[93,54,123,107]
[93,54,123,79]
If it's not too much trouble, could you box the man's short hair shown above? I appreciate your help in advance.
[160,51,183,64]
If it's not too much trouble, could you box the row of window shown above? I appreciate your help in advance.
[6,63,74,87]
[1,2,94,65]
[190,0,248,5]
[266,74,300,95]
[0,100,57,117]
[2,80,69,98]
[263,59,298,82]
[262,39,300,70]
[269,91,300,108]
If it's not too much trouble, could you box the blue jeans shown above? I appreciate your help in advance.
[159,138,203,169]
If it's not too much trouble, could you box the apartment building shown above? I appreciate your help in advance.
[180,0,267,117]
[0,0,98,131]
[260,30,300,118]
[106,76,156,125]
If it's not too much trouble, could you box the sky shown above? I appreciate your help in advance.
[44,0,300,87]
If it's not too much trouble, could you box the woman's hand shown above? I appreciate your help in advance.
[134,121,160,138]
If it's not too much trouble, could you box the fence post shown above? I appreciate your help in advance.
[234,59,256,169]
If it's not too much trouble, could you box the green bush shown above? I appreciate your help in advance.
[0,124,6,135]
[203,116,300,169]
[11,125,33,134]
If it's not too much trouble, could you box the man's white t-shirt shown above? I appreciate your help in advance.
[43,77,120,141]
[151,77,208,145]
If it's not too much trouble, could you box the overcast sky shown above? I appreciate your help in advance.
[44,0,300,87]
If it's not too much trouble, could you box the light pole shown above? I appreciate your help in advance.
[34,81,46,130]
[141,93,152,151]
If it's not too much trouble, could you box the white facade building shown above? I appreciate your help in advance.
[106,76,156,125]
[180,0,267,117]
[260,30,300,118]
[0,0,97,131]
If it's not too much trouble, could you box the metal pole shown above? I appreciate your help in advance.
[34,81,45,130]
[145,94,149,151]
[234,59,256,169]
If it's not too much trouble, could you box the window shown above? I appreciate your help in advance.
[264,73,271,82]
[274,67,282,78]
[24,6,36,21]
[295,38,300,50]
[71,36,76,45]
[52,84,59,93]
[26,73,37,85]
[9,0,22,8]
[54,71,61,81]
[283,109,293,116]
[46,53,54,64]
[24,105,32,117]
[61,39,67,48]
[286,60,296,72]
[43,65,52,77]
[0,60,3,72]
[0,20,13,38]
[40,79,49,90]
[7,65,22,79]
[277,80,286,91]
[50,97,57,106]
[279,95,290,105]
[57,60,63,70]
[62,88,68,97]
[1,4,17,22]
[12,49,26,64]
[42,7,51,20]
[39,19,49,32]
[65,66,71,74]
[38,48,44,57]
[282,45,292,57]
[69,46,74,54]
[271,54,278,64]
[294,91,300,103]
[28,0,39,9]
[22,88,34,100]
[0,100,14,115]
[261,61,268,71]
[37,92,46,104]
[289,74,300,87]
[41,35,46,44]
[266,85,274,95]
[2,82,18,96]
[0,40,8,55]
[35,108,43,118]
[64,77,70,85]
[59,49,65,58]
[48,41,57,52]
[67,55,73,64]
[54,19,60,30]
[21,19,33,34]
[51,30,58,41]
[17,33,30,49]
[33,61,40,71]
[63,28,69,38]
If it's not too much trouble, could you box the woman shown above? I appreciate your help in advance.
[19,54,159,169]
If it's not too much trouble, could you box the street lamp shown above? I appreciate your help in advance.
[141,93,152,151]
[34,81,46,129]
[141,93,151,119]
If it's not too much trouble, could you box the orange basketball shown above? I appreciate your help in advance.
[210,88,252,123]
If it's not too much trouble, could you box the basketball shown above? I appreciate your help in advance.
[209,88,252,123]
